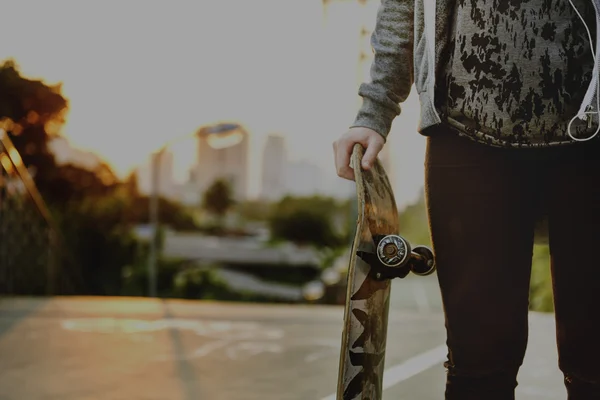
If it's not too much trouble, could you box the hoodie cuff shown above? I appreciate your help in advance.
[350,97,399,141]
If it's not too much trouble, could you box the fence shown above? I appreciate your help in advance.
[0,123,81,295]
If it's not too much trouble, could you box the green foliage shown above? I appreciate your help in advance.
[268,195,350,247]
[56,191,137,295]
[121,257,293,302]
[172,265,230,300]
[235,199,272,222]
[129,195,199,231]
[202,178,235,218]
[0,59,204,295]
[397,191,431,247]
[529,245,554,312]
[121,257,190,298]
[271,209,335,245]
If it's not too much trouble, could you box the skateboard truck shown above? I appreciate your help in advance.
[357,234,436,281]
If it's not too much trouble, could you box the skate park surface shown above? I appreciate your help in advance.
[0,276,564,400]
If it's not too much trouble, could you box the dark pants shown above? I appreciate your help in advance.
[424,128,600,399]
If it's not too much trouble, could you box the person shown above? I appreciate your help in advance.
[333,1,600,399]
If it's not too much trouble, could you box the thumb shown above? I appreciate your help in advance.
[361,139,383,170]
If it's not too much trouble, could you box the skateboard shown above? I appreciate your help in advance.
[335,144,436,400]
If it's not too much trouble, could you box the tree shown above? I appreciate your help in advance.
[124,171,140,197]
[236,199,272,222]
[0,60,119,208]
[270,208,338,246]
[46,162,118,206]
[0,59,202,296]
[202,178,235,220]
[0,60,68,203]
[268,195,347,247]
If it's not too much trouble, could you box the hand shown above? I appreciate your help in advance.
[333,127,385,181]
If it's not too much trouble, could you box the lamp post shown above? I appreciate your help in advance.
[147,146,165,298]
[146,122,243,298]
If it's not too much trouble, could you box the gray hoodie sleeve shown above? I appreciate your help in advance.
[350,0,414,140]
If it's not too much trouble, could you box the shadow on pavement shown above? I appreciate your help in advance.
[160,299,203,400]
[0,297,48,338]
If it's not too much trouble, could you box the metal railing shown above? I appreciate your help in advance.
[0,122,82,295]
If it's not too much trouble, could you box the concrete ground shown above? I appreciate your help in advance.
[0,277,565,399]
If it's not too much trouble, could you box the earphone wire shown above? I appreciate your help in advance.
[567,0,600,141]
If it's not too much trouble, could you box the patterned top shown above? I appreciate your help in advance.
[437,0,598,147]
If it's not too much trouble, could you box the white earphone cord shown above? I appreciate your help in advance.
[568,0,600,141]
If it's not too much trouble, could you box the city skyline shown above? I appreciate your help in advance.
[129,129,354,203]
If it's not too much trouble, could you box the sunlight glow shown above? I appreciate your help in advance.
[206,131,245,149]
[8,148,22,168]
[0,153,13,174]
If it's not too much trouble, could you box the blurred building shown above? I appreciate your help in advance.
[175,170,201,206]
[260,134,287,200]
[285,160,325,197]
[135,149,177,200]
[259,134,331,200]
[193,123,249,201]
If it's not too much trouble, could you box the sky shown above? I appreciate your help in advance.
[0,0,426,206]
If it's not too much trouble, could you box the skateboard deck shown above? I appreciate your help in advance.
[335,144,435,400]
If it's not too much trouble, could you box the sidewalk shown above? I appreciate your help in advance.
[0,295,564,400]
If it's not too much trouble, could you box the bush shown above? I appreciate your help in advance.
[173,264,230,299]
[397,191,432,247]
[235,200,272,222]
[120,255,185,297]
[57,193,138,295]
[529,245,554,312]
[268,195,350,248]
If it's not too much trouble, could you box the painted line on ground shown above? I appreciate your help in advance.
[381,344,447,391]
[321,344,447,400]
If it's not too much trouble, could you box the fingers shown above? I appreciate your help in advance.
[333,127,385,180]
[333,139,355,181]
[361,135,384,170]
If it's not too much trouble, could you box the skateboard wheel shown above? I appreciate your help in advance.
[376,234,410,268]
[411,246,436,276]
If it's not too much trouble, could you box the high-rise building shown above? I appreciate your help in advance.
[193,123,249,201]
[285,160,324,197]
[134,149,177,199]
[260,134,287,200]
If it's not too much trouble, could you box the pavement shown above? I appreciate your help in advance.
[0,276,566,400]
